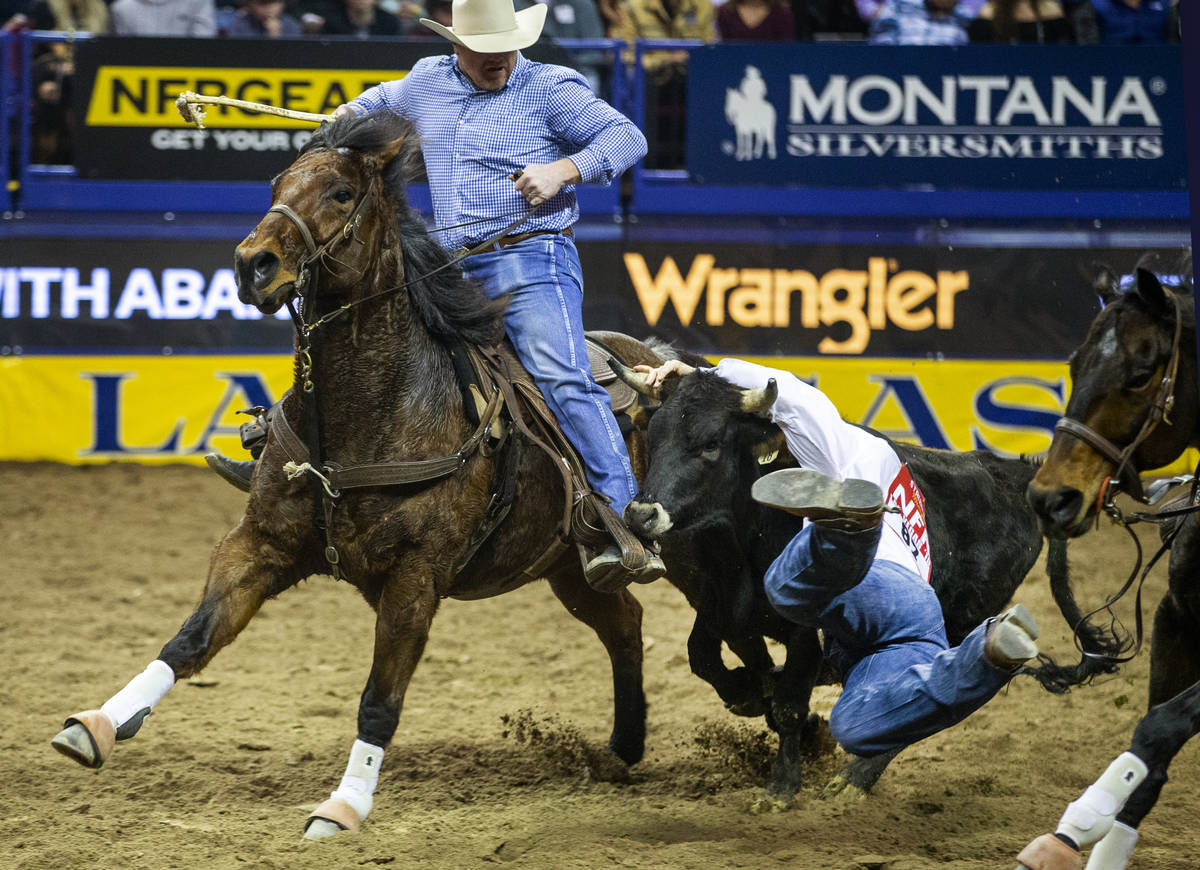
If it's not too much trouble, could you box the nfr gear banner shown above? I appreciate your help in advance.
[72,37,450,180]
[685,44,1186,190]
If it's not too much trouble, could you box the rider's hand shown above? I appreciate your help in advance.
[633,359,696,388]
[332,104,357,120]
[510,158,581,207]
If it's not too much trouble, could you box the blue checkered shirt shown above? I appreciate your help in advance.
[351,52,647,250]
[868,0,983,44]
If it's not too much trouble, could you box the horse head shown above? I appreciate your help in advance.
[1028,264,1197,537]
[235,112,413,315]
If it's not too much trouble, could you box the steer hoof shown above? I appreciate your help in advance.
[303,797,361,840]
[820,774,868,803]
[749,791,798,814]
[51,711,115,769]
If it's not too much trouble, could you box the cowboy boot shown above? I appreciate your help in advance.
[751,468,887,533]
[205,453,257,493]
[575,493,667,592]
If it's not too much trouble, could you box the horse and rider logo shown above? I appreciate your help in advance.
[724,66,777,161]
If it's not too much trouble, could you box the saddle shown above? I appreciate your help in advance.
[237,333,650,591]
[457,335,652,591]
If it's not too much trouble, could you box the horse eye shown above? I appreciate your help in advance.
[333,188,353,204]
[1126,369,1156,391]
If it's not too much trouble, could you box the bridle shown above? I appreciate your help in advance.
[1052,290,1186,506]
[1045,289,1199,668]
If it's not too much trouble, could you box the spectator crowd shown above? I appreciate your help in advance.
[0,0,1183,165]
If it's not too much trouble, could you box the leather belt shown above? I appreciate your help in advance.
[494,226,573,250]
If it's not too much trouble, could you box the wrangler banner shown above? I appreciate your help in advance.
[686,44,1187,190]
[72,37,449,180]
[1,237,1188,357]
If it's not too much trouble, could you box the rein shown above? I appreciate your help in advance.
[1070,464,1200,666]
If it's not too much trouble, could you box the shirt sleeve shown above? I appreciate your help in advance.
[351,62,424,117]
[544,69,648,185]
[711,358,868,479]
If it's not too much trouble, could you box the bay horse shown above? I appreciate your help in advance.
[50,111,663,839]
[1023,262,1200,869]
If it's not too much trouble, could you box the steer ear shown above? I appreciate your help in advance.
[609,358,662,402]
[740,378,778,417]
[753,430,786,465]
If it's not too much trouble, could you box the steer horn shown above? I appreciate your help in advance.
[741,379,778,415]
[608,358,662,401]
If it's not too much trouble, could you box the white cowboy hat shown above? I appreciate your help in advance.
[420,0,547,52]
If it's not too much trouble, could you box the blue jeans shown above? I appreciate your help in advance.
[764,524,1011,757]
[462,234,637,514]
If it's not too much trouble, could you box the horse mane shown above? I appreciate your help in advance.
[304,112,507,347]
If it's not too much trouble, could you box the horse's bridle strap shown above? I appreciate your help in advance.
[268,203,318,256]
[1054,418,1127,468]
[1053,291,1186,504]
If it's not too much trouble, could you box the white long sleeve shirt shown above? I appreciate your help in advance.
[713,358,932,581]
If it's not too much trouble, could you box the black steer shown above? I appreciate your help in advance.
[615,358,1120,802]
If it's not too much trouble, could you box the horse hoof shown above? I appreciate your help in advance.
[51,711,115,769]
[303,796,361,840]
[303,819,345,841]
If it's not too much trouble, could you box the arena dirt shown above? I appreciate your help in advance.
[3,462,1197,870]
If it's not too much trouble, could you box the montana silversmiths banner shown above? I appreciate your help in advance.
[1,236,1188,358]
[685,44,1186,190]
[71,37,451,180]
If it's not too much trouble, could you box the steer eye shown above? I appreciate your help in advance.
[332,188,354,204]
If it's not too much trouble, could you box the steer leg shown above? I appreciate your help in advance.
[546,570,646,767]
[305,578,438,840]
[759,627,822,806]
[686,619,773,718]
[51,522,301,769]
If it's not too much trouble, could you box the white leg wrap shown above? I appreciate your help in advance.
[330,740,384,822]
[1084,822,1139,870]
[1056,752,1149,850]
[99,660,176,730]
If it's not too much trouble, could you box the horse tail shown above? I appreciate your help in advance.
[1025,538,1126,694]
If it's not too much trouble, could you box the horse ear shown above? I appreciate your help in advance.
[375,135,407,168]
[1092,263,1120,306]
[1133,267,1168,313]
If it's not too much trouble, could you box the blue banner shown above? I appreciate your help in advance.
[685,44,1186,190]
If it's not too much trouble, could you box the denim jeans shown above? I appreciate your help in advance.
[764,524,1011,757]
[462,233,637,514]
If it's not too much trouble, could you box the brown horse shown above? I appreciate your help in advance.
[50,112,662,839]
[1024,261,1200,868]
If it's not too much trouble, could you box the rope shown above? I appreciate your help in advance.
[283,460,341,499]
[176,91,334,129]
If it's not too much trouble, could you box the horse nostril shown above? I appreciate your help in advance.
[1030,485,1084,528]
[250,251,279,291]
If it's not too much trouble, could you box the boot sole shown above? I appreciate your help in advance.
[751,468,883,522]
